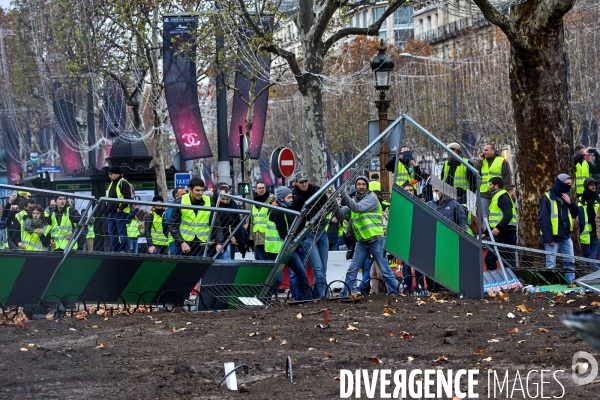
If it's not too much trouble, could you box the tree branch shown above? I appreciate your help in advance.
[323,0,407,51]
[471,0,528,50]
[237,0,267,38]
[261,43,303,82]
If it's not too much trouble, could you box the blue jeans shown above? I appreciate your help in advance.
[108,211,128,252]
[216,244,231,260]
[581,236,600,271]
[301,228,329,298]
[341,237,399,296]
[128,238,139,253]
[254,245,267,261]
[358,257,373,293]
[544,238,575,283]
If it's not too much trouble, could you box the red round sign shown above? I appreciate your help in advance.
[278,147,295,178]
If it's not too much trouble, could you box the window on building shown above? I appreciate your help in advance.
[379,31,387,41]
[357,13,362,28]
[364,11,368,28]
[373,7,386,29]
[394,29,413,46]
[393,7,413,25]
[427,16,432,31]
[435,13,438,29]
[419,19,424,34]
[350,15,355,28]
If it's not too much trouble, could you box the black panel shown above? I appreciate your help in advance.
[408,204,437,277]
[157,261,212,304]
[195,264,240,311]
[80,258,141,303]
[10,253,62,303]
[459,235,483,298]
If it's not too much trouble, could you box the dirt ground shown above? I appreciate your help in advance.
[1,291,599,400]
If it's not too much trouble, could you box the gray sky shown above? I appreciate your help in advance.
[0,0,11,10]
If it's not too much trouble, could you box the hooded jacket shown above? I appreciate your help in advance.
[539,177,579,243]
[426,196,466,230]
[579,177,600,237]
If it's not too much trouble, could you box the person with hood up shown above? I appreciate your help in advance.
[265,186,312,301]
[335,176,401,297]
[426,187,466,230]
[539,173,579,282]
[211,182,245,260]
[578,178,600,269]
[247,180,275,260]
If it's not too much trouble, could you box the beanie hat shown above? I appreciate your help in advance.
[557,173,571,183]
[276,186,292,200]
[108,166,122,174]
[355,175,369,186]
[152,195,164,202]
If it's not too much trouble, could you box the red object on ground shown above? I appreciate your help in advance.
[323,309,329,325]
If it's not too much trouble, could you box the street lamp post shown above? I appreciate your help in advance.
[370,39,394,201]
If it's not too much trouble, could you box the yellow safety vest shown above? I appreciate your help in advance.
[179,193,211,242]
[150,212,169,246]
[443,158,469,190]
[264,211,288,254]
[480,157,504,193]
[575,161,590,196]
[50,208,78,250]
[542,192,572,236]
[21,225,51,251]
[578,200,599,245]
[368,180,381,191]
[251,205,269,234]
[350,194,384,241]
[488,189,517,229]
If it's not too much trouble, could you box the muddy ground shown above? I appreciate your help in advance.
[1,291,599,400]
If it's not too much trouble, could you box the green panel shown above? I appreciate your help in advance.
[44,257,102,297]
[121,261,178,303]
[0,257,26,301]
[56,183,92,191]
[233,265,274,285]
[385,190,413,260]
[434,221,460,291]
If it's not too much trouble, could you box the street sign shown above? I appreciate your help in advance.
[270,147,295,178]
[36,166,62,173]
[238,182,251,196]
[174,173,192,188]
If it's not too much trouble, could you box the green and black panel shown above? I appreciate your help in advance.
[386,186,483,298]
[197,260,275,310]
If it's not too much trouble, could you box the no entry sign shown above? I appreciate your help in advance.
[270,147,296,178]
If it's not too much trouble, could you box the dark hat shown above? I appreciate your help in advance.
[108,166,122,175]
[557,173,571,183]
[217,182,231,192]
[152,195,164,202]
[276,186,292,200]
[355,175,369,186]
[296,171,309,182]
[584,177,597,188]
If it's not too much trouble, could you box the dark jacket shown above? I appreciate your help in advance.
[144,210,169,247]
[426,196,466,230]
[269,201,296,241]
[291,183,327,229]
[539,189,579,243]
[211,199,244,246]
[47,206,81,230]
[106,177,133,213]
[574,150,600,174]
[3,204,22,248]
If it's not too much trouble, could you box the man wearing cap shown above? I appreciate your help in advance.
[442,142,476,204]
[247,180,275,260]
[539,173,579,283]
[291,171,330,298]
[211,182,245,260]
[169,177,210,256]
[335,175,401,296]
[473,143,512,217]
[105,166,133,252]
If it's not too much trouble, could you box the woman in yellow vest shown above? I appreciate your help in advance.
[145,195,170,254]
[577,178,600,268]
[17,206,51,251]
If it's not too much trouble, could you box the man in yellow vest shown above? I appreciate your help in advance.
[574,145,600,197]
[539,173,579,283]
[48,195,80,251]
[106,166,133,252]
[578,178,600,268]
[385,146,423,188]
[169,177,210,257]
[247,180,275,260]
[334,176,400,297]
[368,173,381,192]
[483,177,517,270]
[442,142,475,204]
[474,143,512,217]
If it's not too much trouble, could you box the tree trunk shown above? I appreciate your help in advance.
[512,22,573,248]
[299,74,327,185]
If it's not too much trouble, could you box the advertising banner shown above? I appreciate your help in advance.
[52,79,85,175]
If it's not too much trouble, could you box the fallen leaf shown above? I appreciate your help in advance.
[579,306,587,309]
[400,331,410,339]
[466,313,473,316]
[382,307,395,314]
[516,303,532,313]
[308,348,316,351]
[591,301,599,307]
[104,318,109,321]
[547,314,555,318]
[268,335,276,341]
[186,322,192,325]
[334,376,340,381]
[171,327,186,333]
[389,332,397,337]
[19,348,28,352]
[115,334,122,338]
[329,338,339,343]
[567,299,576,304]
[545,347,554,352]
[296,313,303,319]
[436,356,448,362]
[371,358,382,364]
[154,321,162,324]
[346,324,359,332]
[483,357,492,362]
[69,328,77,332]
[508,328,519,333]
[22,343,37,347]
[249,332,257,337]
[281,340,287,346]
[411,316,418,320]
[96,343,108,349]
[473,349,485,356]
[539,327,549,333]
[45,313,54,321]
[325,352,334,358]
[407,356,414,362]
[91,325,98,329]
[518,340,526,344]
[487,339,500,343]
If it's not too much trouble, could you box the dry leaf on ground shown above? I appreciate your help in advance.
[539,327,549,333]
[371,358,382,364]
[325,352,334,358]
[329,338,339,343]
[296,313,303,319]
[508,328,519,333]
[96,343,108,349]
[516,303,532,313]
[280,340,287,346]
[473,349,485,356]
[346,324,359,332]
